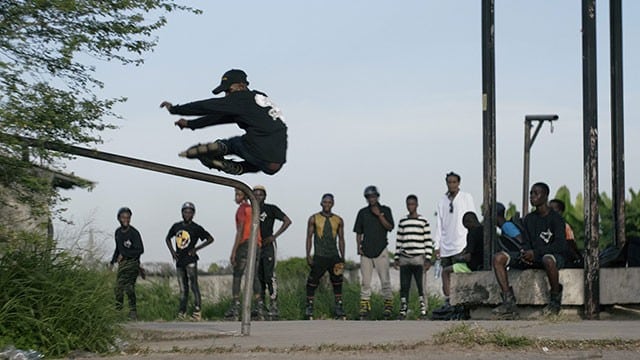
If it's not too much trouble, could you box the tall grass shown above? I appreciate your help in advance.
[0,234,122,357]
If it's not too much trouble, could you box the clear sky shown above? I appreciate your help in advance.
[54,1,639,267]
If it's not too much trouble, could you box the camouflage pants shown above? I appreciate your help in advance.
[115,258,139,312]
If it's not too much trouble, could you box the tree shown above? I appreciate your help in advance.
[0,0,199,203]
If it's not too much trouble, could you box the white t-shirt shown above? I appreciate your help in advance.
[433,190,476,257]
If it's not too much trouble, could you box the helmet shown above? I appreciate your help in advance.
[253,185,267,194]
[181,201,196,212]
[363,185,379,198]
[117,207,132,219]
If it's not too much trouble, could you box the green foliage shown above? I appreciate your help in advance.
[0,232,122,357]
[553,186,640,249]
[0,0,200,200]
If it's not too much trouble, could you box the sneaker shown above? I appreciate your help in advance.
[542,284,563,316]
[177,312,187,321]
[359,299,371,320]
[492,287,518,318]
[210,159,244,175]
[191,311,202,322]
[383,299,393,320]
[334,298,346,320]
[305,299,314,320]
[179,141,228,159]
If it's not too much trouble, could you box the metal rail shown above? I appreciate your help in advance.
[10,134,259,335]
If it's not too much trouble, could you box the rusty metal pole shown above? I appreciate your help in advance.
[481,0,497,271]
[8,134,260,334]
[610,0,625,249]
[581,0,600,319]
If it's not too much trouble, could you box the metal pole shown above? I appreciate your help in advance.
[521,115,558,216]
[522,119,532,216]
[481,0,496,270]
[8,134,259,334]
[582,0,600,319]
[610,0,625,249]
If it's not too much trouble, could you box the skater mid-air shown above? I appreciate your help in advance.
[160,69,288,175]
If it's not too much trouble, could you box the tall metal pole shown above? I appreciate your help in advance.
[7,134,260,334]
[582,0,600,319]
[610,0,625,249]
[481,0,496,271]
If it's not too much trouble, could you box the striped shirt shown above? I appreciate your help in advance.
[395,215,433,261]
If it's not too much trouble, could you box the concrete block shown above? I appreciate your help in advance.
[600,268,640,304]
[450,269,583,306]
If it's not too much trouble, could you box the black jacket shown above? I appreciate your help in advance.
[170,90,288,163]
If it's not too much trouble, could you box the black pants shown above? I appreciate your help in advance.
[177,263,201,313]
[306,256,343,298]
[115,258,139,312]
[232,242,261,298]
[399,264,424,299]
[257,242,277,301]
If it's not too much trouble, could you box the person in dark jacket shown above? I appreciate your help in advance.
[160,69,287,175]
[492,182,567,318]
[110,207,144,320]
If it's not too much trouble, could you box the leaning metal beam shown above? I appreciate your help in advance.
[10,134,259,335]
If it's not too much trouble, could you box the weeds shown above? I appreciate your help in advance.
[434,323,533,348]
[0,236,122,357]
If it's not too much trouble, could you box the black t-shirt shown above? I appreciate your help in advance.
[258,203,287,241]
[465,225,484,271]
[166,221,211,267]
[353,204,394,258]
[111,226,144,264]
[169,90,288,163]
[523,209,567,258]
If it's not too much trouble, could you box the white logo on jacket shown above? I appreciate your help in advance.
[255,94,285,121]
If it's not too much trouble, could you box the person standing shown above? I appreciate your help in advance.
[160,69,287,175]
[253,185,292,320]
[394,194,432,320]
[110,207,144,321]
[433,172,476,308]
[225,189,262,321]
[492,182,567,318]
[354,185,394,320]
[165,202,214,321]
[304,193,346,320]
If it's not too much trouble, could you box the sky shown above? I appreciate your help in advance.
[54,1,640,267]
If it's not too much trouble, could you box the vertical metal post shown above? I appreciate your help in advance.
[481,0,496,270]
[241,197,260,335]
[522,120,532,216]
[582,0,600,319]
[521,115,558,216]
[610,0,625,249]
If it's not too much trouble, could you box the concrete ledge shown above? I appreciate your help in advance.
[450,267,640,306]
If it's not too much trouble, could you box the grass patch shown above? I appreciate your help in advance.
[434,323,533,348]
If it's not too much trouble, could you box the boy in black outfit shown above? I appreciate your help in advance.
[160,69,288,175]
[165,202,214,321]
[492,182,567,318]
[110,207,144,320]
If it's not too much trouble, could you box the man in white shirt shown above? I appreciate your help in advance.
[433,171,476,307]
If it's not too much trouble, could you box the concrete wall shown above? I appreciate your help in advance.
[450,268,640,306]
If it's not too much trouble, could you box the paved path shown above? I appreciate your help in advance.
[67,316,640,359]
